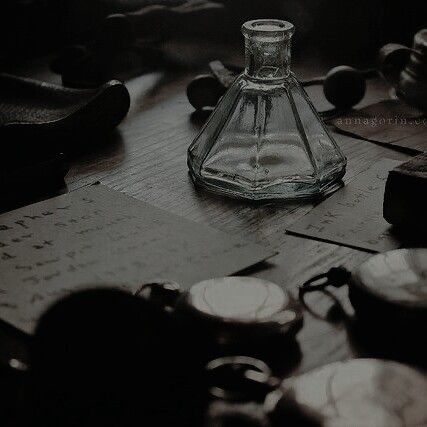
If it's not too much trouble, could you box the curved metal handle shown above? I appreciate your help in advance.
[206,355,278,401]
[298,267,351,322]
[299,266,351,294]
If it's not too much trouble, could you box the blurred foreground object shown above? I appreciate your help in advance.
[266,359,427,426]
[29,288,206,426]
[204,357,427,426]
[384,153,427,231]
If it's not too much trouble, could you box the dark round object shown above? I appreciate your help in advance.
[30,288,206,426]
[32,288,177,379]
[50,45,88,74]
[96,14,135,51]
[187,74,224,110]
[323,65,366,109]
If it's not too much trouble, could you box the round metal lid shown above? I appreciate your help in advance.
[266,359,427,426]
[351,249,427,309]
[186,277,290,323]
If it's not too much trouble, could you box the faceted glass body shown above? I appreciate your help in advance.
[188,20,347,201]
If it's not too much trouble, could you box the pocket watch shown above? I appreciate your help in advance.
[300,248,427,331]
[138,276,303,357]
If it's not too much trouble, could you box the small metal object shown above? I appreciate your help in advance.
[378,43,413,85]
[206,356,273,401]
[139,276,303,353]
[299,266,351,294]
[397,29,427,110]
[300,248,427,335]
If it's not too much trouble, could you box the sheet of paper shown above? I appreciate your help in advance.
[0,185,274,334]
[331,100,427,153]
[286,159,403,253]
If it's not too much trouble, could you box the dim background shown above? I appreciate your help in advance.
[0,0,425,67]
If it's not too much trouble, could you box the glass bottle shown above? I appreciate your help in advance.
[188,19,347,201]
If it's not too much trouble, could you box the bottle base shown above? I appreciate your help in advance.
[188,165,346,202]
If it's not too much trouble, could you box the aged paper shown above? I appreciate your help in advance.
[331,100,427,153]
[287,159,403,253]
[0,185,274,334]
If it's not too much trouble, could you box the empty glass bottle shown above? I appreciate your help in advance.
[188,19,347,201]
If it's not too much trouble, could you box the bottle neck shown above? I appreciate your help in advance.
[244,37,292,82]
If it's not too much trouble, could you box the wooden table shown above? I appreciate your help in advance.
[0,55,411,378]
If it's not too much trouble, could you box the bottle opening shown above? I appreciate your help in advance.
[243,19,294,81]
[242,19,294,40]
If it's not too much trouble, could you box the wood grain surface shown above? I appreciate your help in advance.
[1,59,412,376]
[66,68,410,375]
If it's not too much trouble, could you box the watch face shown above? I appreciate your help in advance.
[187,277,289,322]
[352,249,427,308]
[268,359,427,427]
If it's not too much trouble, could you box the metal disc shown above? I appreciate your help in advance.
[351,248,427,309]
[266,359,427,426]
[186,277,289,322]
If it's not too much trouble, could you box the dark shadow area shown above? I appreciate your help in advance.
[21,288,209,427]
[190,108,214,129]
[388,225,427,249]
[0,153,69,214]
[1,2,426,426]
